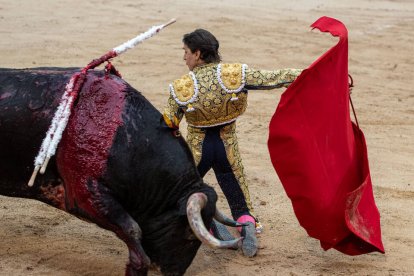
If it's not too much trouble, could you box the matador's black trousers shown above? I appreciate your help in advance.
[196,125,251,220]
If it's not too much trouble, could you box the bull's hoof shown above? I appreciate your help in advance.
[241,222,258,257]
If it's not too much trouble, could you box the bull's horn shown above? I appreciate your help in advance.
[214,209,248,227]
[187,193,242,248]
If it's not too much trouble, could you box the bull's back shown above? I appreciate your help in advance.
[0,68,77,198]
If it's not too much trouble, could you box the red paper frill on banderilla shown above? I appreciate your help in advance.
[267,16,384,255]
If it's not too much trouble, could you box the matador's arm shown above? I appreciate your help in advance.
[245,67,303,90]
[163,94,184,129]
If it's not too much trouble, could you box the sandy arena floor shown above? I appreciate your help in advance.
[0,0,413,275]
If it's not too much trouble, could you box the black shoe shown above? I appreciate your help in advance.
[210,219,238,249]
[240,222,258,257]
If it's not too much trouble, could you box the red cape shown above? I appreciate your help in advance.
[268,16,384,255]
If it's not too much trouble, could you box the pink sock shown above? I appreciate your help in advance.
[237,215,255,232]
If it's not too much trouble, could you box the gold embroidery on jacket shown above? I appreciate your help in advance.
[167,64,302,128]
[180,63,248,127]
[171,74,195,102]
[220,63,243,90]
[246,68,303,87]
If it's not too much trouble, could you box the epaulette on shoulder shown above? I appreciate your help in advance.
[170,73,196,103]
[217,63,247,92]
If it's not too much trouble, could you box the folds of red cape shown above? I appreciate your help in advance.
[267,16,385,255]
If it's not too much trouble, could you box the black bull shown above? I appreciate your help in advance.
[0,68,238,275]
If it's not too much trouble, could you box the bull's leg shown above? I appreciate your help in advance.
[111,211,150,276]
[69,180,150,276]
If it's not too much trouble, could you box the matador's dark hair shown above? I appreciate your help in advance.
[182,29,221,63]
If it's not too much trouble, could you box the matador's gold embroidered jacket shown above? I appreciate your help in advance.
[163,63,302,129]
